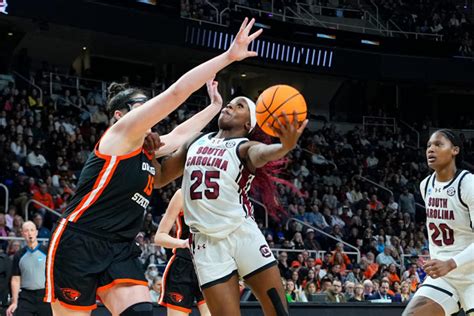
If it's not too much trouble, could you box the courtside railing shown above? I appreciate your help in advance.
[0,183,8,213]
[287,218,361,263]
[24,199,62,222]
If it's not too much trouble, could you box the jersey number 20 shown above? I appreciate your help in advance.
[428,223,454,246]
[190,170,220,200]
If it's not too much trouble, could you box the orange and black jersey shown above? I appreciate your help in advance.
[61,145,155,241]
[174,211,191,260]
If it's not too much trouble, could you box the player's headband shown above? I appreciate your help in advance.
[232,96,256,132]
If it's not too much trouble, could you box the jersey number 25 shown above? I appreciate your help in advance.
[190,170,220,200]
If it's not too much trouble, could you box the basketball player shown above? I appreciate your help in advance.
[403,129,474,316]
[44,17,262,316]
[153,94,308,315]
[155,189,210,316]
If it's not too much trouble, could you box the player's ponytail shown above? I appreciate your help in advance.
[106,82,146,115]
[249,126,302,222]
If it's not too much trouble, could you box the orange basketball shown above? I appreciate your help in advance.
[255,85,307,137]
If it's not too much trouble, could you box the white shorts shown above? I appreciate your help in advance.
[414,276,474,315]
[191,217,276,289]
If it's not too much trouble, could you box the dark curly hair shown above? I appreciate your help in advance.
[106,82,147,116]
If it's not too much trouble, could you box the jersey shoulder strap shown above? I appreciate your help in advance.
[457,170,470,209]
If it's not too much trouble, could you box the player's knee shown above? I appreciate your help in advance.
[267,288,288,316]
[120,302,153,316]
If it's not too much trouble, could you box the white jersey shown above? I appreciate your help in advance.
[183,133,255,239]
[420,170,474,284]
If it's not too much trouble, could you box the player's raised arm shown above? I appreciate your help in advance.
[100,18,262,156]
[243,112,308,169]
[154,189,188,249]
[156,80,223,158]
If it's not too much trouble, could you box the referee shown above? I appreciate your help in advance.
[6,221,51,316]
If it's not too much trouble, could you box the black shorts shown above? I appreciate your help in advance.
[17,289,52,316]
[44,221,147,311]
[159,255,205,313]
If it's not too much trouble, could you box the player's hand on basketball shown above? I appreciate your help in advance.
[423,259,457,279]
[227,17,263,61]
[144,132,164,154]
[269,111,308,151]
[6,302,17,316]
[206,79,223,108]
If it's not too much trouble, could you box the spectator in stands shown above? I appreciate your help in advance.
[345,263,364,284]
[304,229,321,250]
[366,152,379,169]
[278,251,290,279]
[320,277,333,293]
[363,279,374,299]
[344,281,355,301]
[368,280,398,302]
[368,194,383,211]
[325,279,346,303]
[141,212,158,239]
[398,187,415,220]
[144,263,159,288]
[32,213,50,239]
[349,283,364,302]
[377,246,398,267]
[285,279,307,302]
[148,276,162,303]
[304,282,318,301]
[399,281,413,302]
[26,145,47,178]
[31,183,55,215]
[5,206,17,230]
[0,214,10,252]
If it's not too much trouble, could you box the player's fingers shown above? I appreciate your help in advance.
[282,111,291,127]
[248,28,263,42]
[271,114,284,130]
[297,119,309,134]
[267,122,282,137]
[247,51,258,58]
[244,18,255,34]
[239,17,248,31]
[292,110,299,127]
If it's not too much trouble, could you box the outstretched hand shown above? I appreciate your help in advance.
[206,79,223,108]
[268,111,308,151]
[227,17,263,62]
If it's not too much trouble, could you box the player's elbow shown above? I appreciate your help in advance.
[154,233,164,246]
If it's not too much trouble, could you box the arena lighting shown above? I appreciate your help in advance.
[317,33,336,40]
[185,26,335,69]
[7,32,13,36]
[241,73,247,78]
[255,22,271,29]
[82,46,87,50]
[361,39,380,46]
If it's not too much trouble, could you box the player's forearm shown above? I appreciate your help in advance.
[248,143,289,169]
[452,243,474,268]
[10,277,20,304]
[156,104,220,158]
[167,52,232,102]
[154,233,187,249]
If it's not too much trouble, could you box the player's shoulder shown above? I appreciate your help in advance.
[420,173,434,191]
[459,170,474,189]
